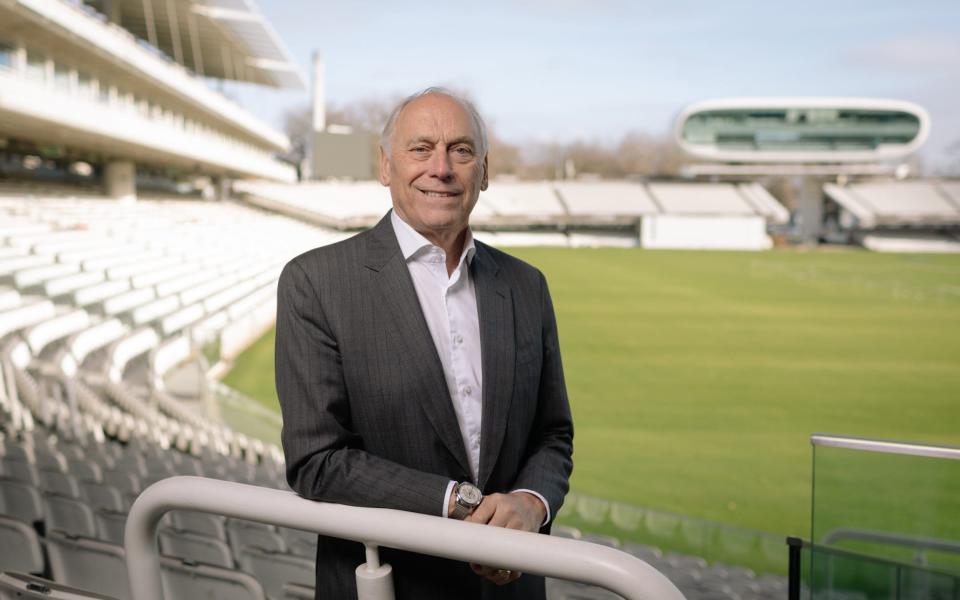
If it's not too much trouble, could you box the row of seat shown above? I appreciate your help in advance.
[550,525,789,600]
[235,180,791,229]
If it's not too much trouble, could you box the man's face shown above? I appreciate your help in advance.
[379,93,488,238]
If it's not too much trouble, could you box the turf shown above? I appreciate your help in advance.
[222,248,960,541]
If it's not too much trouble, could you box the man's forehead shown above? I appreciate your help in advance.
[395,94,479,142]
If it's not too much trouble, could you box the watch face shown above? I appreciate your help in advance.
[459,483,482,505]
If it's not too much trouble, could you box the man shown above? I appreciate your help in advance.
[275,87,573,600]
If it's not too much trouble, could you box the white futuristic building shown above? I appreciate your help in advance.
[0,0,303,201]
[674,97,930,166]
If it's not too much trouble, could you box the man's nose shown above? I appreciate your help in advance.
[427,148,454,180]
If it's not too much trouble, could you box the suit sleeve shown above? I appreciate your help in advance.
[510,271,574,527]
[276,258,450,516]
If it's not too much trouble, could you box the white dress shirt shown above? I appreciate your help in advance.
[391,212,550,525]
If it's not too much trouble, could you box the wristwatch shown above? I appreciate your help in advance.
[450,481,483,520]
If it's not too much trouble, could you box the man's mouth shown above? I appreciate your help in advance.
[419,190,461,198]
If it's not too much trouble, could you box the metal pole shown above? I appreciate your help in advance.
[787,536,802,600]
[125,476,685,600]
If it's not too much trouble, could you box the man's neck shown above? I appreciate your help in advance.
[422,228,467,276]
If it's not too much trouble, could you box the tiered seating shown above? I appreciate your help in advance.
[236,179,789,250]
[547,525,788,600]
[824,181,960,252]
[0,193,340,598]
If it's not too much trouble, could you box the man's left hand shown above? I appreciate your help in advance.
[465,492,546,585]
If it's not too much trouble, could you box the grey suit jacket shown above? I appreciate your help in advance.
[275,212,574,600]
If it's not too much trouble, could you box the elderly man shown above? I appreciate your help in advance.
[275,87,573,600]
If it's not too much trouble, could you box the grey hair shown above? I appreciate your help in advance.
[379,87,489,158]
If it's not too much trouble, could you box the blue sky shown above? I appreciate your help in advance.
[233,0,960,169]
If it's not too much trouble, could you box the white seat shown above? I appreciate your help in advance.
[159,528,233,568]
[161,556,266,600]
[45,530,131,600]
[236,546,314,600]
[43,493,97,537]
[0,515,44,574]
[0,477,43,524]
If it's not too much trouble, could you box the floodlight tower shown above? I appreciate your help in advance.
[673,98,930,243]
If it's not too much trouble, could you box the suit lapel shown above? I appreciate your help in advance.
[473,243,515,489]
[364,213,471,477]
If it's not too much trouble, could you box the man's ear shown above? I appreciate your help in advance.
[378,145,390,186]
[480,154,489,191]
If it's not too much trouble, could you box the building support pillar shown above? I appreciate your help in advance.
[104,160,136,203]
[796,176,823,245]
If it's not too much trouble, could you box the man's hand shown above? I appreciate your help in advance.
[464,492,546,585]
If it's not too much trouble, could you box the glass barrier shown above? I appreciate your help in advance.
[556,492,787,575]
[810,435,960,599]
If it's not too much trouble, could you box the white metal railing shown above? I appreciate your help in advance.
[811,434,960,461]
[125,476,685,600]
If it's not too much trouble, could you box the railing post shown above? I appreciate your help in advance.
[355,544,395,600]
[787,536,803,600]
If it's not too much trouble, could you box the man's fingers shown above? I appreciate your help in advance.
[465,494,498,524]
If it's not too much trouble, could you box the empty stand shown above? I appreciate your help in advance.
[824,181,960,228]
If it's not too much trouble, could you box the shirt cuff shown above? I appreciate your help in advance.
[442,480,456,518]
[511,488,551,527]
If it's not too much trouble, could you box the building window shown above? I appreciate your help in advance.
[54,63,72,91]
[77,70,95,98]
[0,41,14,70]
[25,49,45,81]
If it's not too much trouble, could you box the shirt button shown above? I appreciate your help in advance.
[463,386,472,396]
[454,334,463,345]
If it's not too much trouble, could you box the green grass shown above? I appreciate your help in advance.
[222,248,960,543]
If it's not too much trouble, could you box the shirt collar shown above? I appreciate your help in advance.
[391,210,476,266]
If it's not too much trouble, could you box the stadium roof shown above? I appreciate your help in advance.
[90,0,305,89]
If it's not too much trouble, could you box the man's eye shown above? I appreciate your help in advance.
[412,146,429,153]
[453,147,473,156]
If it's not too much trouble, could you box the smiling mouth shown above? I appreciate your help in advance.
[419,190,461,198]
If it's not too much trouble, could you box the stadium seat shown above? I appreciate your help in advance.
[0,478,43,524]
[277,527,316,559]
[36,471,80,497]
[45,530,131,600]
[161,556,266,600]
[0,572,119,600]
[42,493,97,537]
[227,520,286,557]
[159,528,233,568]
[80,483,124,512]
[168,510,226,539]
[69,460,103,484]
[93,508,126,544]
[236,546,314,600]
[0,516,44,574]
[282,582,315,599]
[0,458,38,486]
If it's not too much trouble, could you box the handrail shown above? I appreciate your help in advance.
[125,476,685,600]
[811,434,960,460]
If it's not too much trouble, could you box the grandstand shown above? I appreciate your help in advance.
[823,181,960,252]
[235,179,790,251]
[0,0,303,201]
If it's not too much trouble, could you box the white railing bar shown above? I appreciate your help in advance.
[811,434,960,460]
[125,476,685,600]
